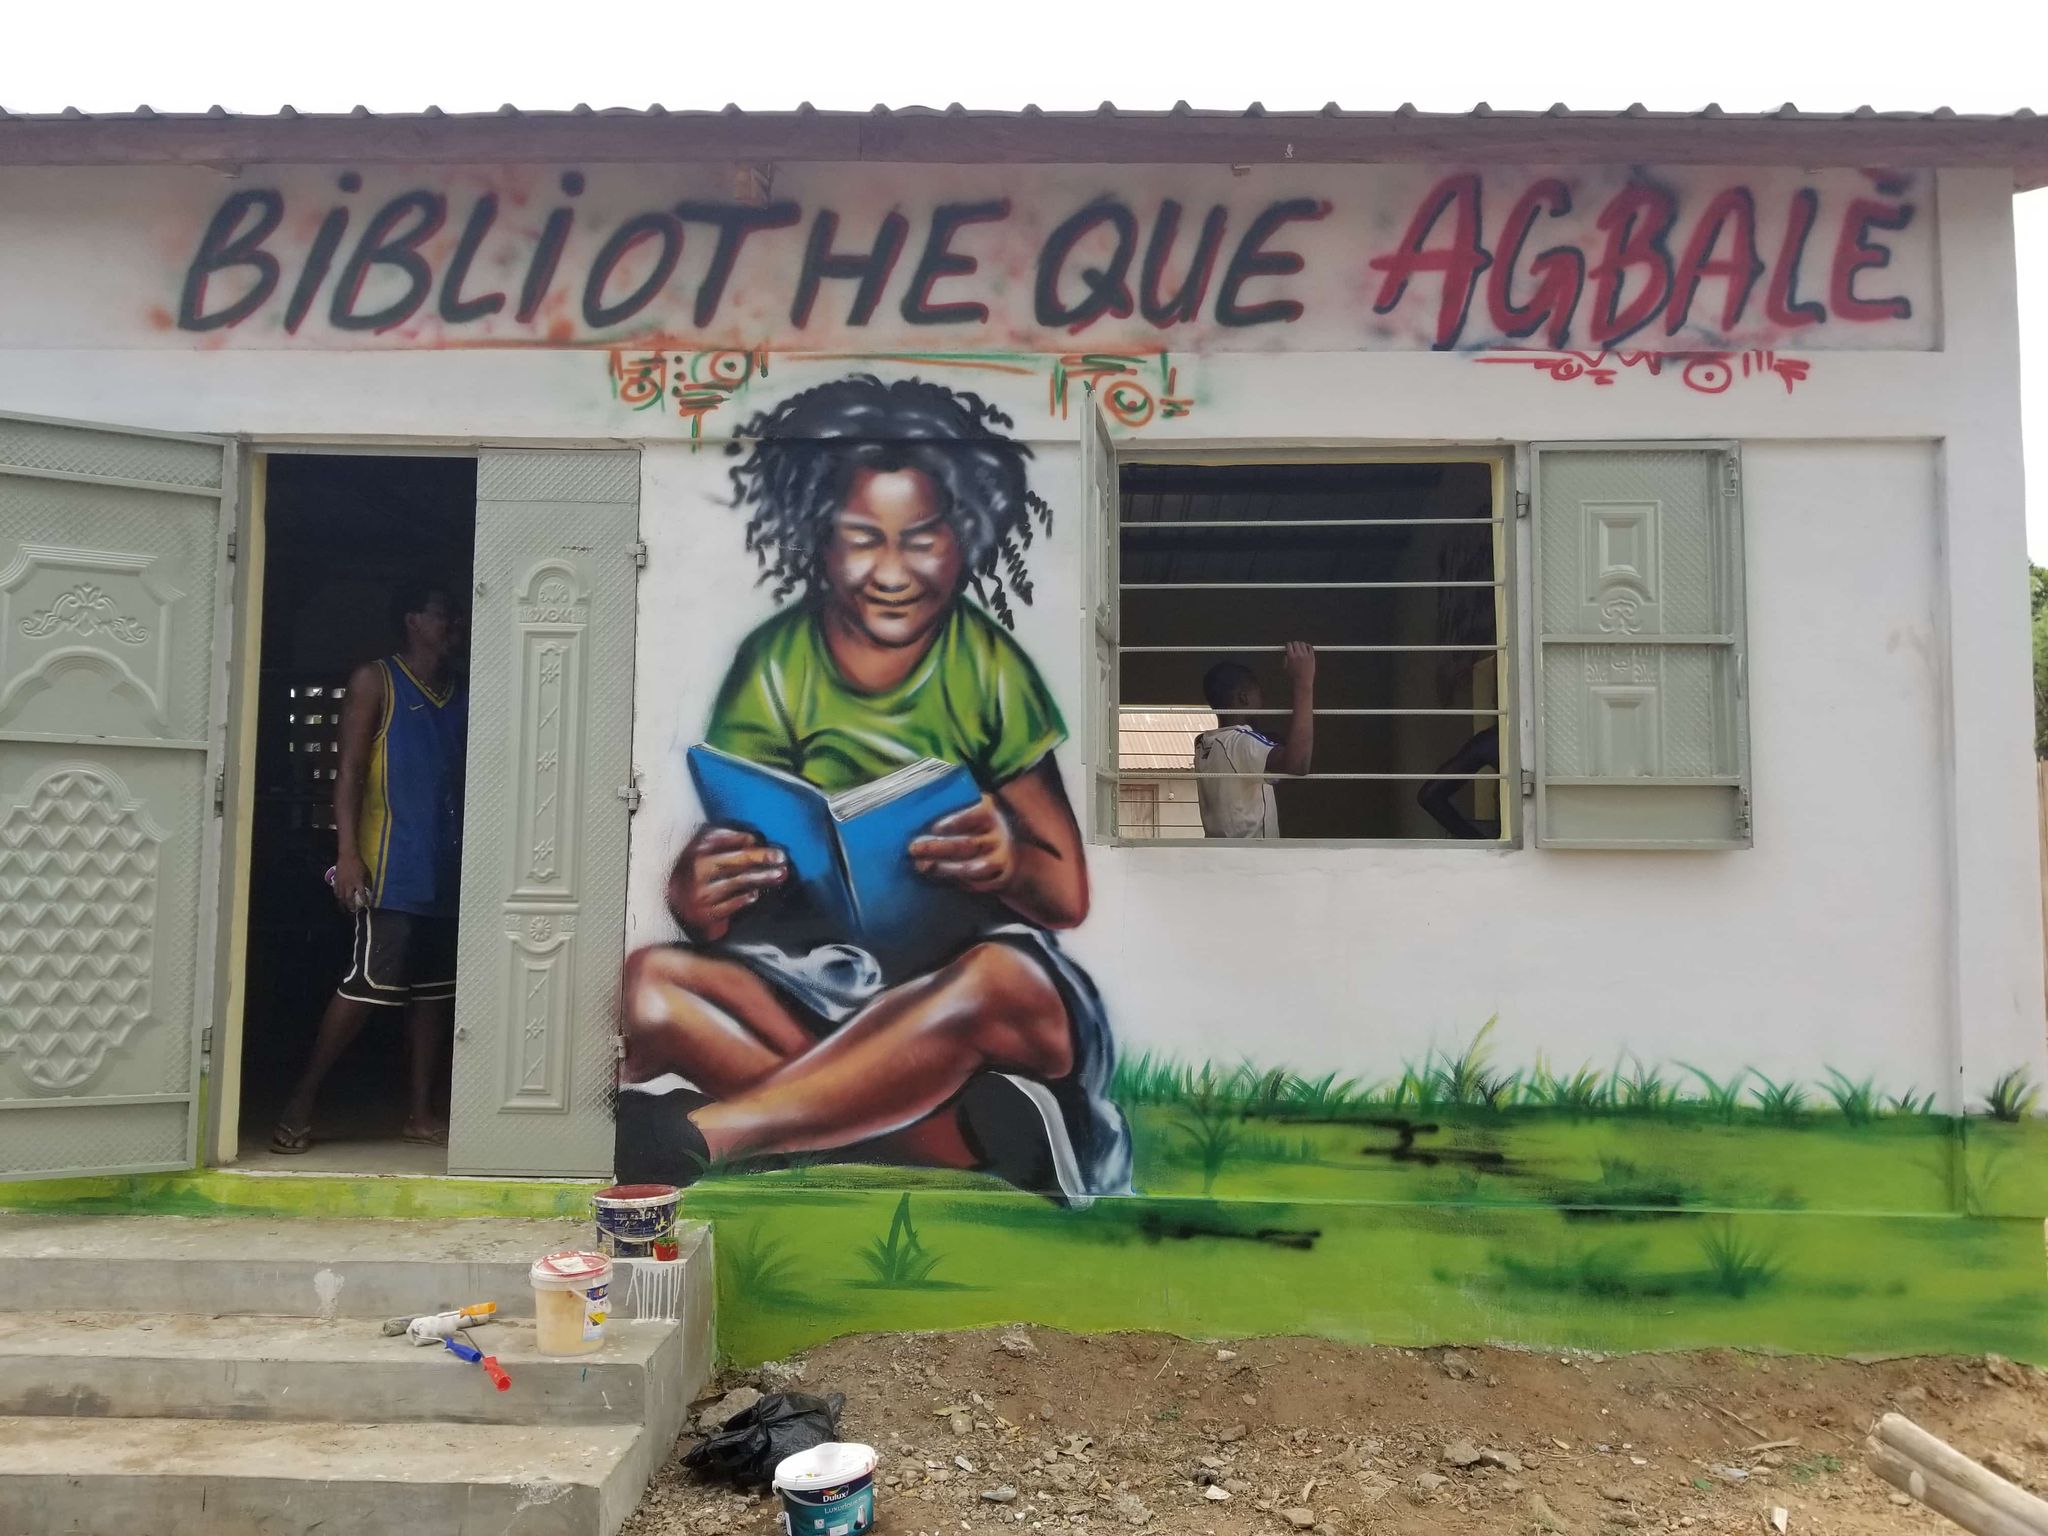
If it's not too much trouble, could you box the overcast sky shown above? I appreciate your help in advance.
[10,0,2048,555]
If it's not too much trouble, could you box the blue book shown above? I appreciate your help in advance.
[686,743,990,975]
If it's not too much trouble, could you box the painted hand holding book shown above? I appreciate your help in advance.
[686,744,989,975]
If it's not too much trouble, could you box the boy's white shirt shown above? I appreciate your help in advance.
[1193,725,1279,839]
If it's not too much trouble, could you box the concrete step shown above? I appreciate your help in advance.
[0,1312,682,1426]
[0,1415,652,1536]
[0,1213,706,1319]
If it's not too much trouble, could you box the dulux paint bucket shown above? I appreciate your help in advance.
[592,1182,681,1260]
[772,1442,877,1536]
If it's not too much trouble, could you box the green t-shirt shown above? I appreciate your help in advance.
[705,601,1068,795]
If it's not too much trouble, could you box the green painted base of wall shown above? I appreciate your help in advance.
[691,1109,2048,1365]
[0,1169,601,1222]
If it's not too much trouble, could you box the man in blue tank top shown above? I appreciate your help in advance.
[271,580,469,1154]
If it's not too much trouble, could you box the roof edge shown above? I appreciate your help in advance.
[2,107,2045,188]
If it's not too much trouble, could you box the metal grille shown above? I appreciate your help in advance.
[1112,460,1509,842]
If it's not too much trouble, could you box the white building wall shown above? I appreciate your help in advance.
[0,164,2035,1111]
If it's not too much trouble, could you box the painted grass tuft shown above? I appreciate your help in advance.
[856,1193,947,1287]
[1984,1069,2041,1122]
[1822,1070,1880,1127]
[1696,1220,1782,1298]
[1749,1073,1810,1126]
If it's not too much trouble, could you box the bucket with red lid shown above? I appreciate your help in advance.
[592,1182,682,1260]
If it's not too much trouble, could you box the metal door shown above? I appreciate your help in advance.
[447,449,639,1177]
[0,414,234,1178]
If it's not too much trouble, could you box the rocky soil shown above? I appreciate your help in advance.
[625,1329,2048,1536]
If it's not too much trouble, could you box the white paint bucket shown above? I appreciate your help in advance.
[773,1442,877,1536]
[529,1250,612,1356]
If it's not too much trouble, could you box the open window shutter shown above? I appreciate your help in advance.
[1078,388,1119,844]
[1531,444,1750,849]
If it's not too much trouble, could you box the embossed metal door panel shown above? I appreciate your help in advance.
[0,414,233,1178]
[448,450,639,1176]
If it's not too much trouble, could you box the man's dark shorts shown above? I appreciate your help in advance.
[337,907,456,1006]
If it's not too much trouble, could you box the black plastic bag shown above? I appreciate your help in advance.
[682,1391,846,1488]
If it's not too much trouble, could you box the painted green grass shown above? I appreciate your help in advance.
[1107,1029,2041,1132]
[690,1072,2048,1365]
[690,1173,2048,1366]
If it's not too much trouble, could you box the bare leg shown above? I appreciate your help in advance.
[278,992,382,1131]
[621,946,815,1095]
[619,945,991,1171]
[693,943,1072,1161]
[403,997,453,1137]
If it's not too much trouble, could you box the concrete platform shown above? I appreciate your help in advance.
[0,1313,680,1425]
[0,1214,621,1317]
[0,1415,647,1535]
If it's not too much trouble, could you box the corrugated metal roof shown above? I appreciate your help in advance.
[5,101,2046,185]
[0,100,2038,121]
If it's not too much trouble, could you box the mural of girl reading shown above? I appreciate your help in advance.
[616,375,1133,1207]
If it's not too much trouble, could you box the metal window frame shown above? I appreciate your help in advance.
[1107,446,1520,850]
[1528,439,1751,852]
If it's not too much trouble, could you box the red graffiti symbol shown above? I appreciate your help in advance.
[1050,352,1191,428]
[1103,379,1156,428]
[1475,348,1810,397]
[1680,355,1734,394]
[609,350,668,410]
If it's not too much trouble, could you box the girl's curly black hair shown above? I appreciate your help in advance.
[726,374,1055,630]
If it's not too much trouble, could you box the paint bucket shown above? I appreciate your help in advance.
[592,1182,681,1260]
[529,1250,612,1356]
[773,1442,877,1536]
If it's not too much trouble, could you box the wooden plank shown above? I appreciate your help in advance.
[1,109,2045,184]
[1866,1414,2048,1536]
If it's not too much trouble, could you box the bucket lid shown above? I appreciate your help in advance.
[530,1250,613,1287]
[593,1183,682,1207]
[774,1441,878,1490]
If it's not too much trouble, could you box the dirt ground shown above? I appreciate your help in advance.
[624,1329,2048,1536]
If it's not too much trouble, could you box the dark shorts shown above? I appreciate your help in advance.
[337,907,456,1007]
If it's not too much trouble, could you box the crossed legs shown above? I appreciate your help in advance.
[620,941,1075,1167]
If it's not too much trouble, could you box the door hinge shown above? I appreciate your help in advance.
[613,1032,627,1062]
[1515,490,1531,519]
[198,1026,214,1075]
[1735,789,1752,839]
[212,771,226,816]
[1519,768,1536,798]
[225,530,238,561]
[629,541,648,569]
[617,782,643,813]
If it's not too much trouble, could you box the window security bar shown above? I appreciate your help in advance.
[1124,705,1508,717]
[1124,517,1505,530]
[1121,644,1500,653]
[1118,771,1506,782]
[1122,579,1501,591]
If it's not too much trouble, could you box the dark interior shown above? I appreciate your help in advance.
[1119,460,1503,840]
[236,454,476,1156]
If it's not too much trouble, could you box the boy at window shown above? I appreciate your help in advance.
[614,375,1132,1207]
[1195,643,1316,838]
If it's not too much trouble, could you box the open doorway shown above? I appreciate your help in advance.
[235,454,476,1172]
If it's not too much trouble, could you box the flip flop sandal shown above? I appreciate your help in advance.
[401,1123,449,1147]
[269,1122,314,1155]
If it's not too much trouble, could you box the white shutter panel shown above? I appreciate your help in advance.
[1073,385,1122,843]
[1531,443,1750,848]
[1078,389,1119,844]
